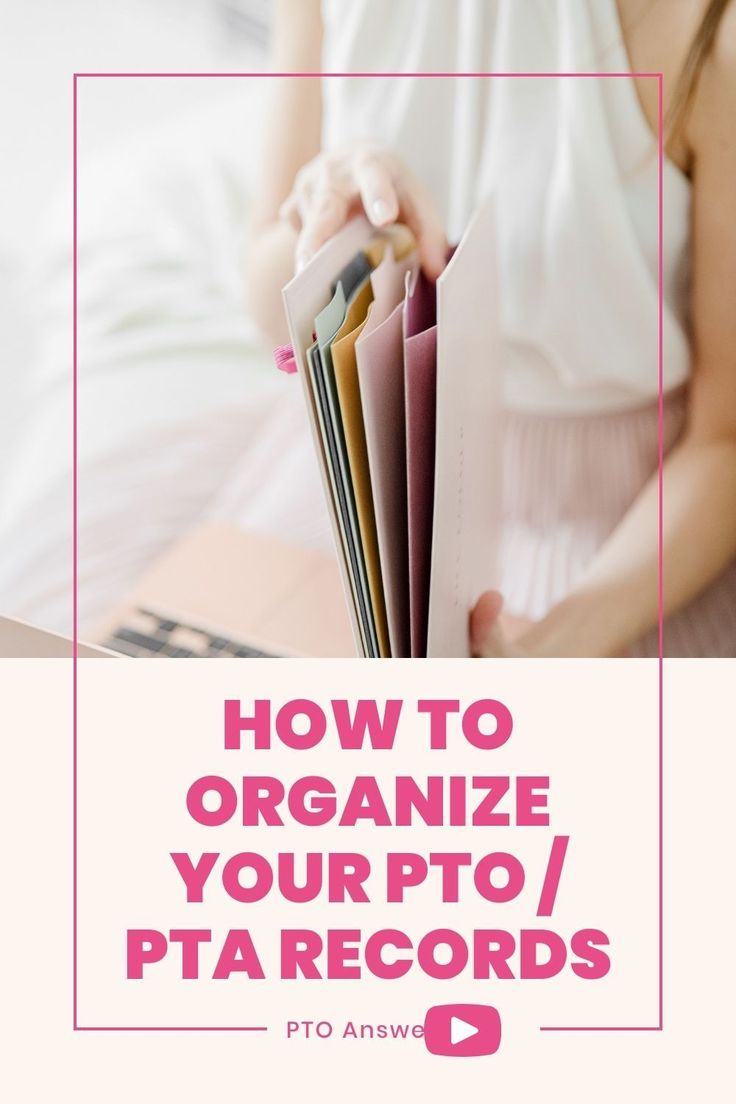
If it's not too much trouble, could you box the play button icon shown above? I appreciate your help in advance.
[451,1016,479,1046]
[424,1004,502,1057]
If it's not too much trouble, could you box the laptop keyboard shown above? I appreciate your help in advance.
[103,608,274,658]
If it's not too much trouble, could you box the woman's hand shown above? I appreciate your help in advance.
[470,591,531,658]
[279,146,447,276]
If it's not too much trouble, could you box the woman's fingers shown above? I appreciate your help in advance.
[353,152,400,227]
[470,590,509,657]
[295,186,350,270]
[395,176,448,278]
[278,193,301,231]
[290,155,354,268]
[281,148,447,276]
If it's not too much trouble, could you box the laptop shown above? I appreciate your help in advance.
[0,615,112,658]
[0,522,356,659]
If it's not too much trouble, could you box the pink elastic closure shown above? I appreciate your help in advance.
[274,343,297,374]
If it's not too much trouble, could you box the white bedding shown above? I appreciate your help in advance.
[0,88,330,636]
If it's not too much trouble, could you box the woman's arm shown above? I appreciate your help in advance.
[247,0,448,345]
[474,9,736,657]
[246,0,446,346]
[246,0,323,346]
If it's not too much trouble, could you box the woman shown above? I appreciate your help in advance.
[247,0,736,658]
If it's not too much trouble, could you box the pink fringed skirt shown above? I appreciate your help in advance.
[498,387,736,658]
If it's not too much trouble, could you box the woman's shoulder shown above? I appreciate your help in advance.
[701,0,736,91]
[688,1,736,156]
[632,0,736,172]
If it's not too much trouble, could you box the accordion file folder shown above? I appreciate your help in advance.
[282,202,501,657]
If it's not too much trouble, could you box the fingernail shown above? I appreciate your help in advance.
[370,198,392,225]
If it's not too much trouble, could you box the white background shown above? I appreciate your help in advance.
[1,657,732,1101]
[0,0,266,497]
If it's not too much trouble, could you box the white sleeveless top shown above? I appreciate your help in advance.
[320,0,691,412]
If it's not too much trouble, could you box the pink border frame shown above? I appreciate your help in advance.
[72,70,665,1034]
